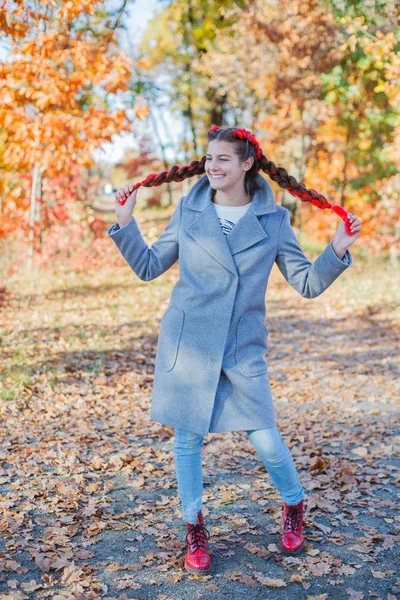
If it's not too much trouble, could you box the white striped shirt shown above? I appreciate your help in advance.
[213,202,252,236]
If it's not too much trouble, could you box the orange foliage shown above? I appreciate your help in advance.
[0,0,143,238]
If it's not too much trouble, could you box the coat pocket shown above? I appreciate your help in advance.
[156,305,185,372]
[235,313,268,377]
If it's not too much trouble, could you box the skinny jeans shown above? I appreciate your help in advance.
[173,425,305,524]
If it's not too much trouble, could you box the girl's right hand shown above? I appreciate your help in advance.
[115,185,138,228]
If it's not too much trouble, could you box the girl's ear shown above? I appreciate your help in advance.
[243,156,254,172]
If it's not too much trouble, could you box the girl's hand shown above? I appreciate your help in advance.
[332,212,362,258]
[115,185,138,228]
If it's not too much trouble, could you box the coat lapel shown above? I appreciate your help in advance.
[225,209,269,256]
[186,199,238,275]
[185,174,278,274]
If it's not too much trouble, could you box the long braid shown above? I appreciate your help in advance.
[117,126,353,235]
[259,155,349,224]
[117,157,207,200]
[230,126,352,234]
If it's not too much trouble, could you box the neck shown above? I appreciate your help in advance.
[212,186,252,207]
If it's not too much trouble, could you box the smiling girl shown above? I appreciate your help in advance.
[108,126,361,575]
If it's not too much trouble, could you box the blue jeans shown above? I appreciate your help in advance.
[173,426,305,523]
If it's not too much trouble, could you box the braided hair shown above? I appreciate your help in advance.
[117,125,353,235]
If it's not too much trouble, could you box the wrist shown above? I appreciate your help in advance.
[331,240,347,260]
[118,217,133,228]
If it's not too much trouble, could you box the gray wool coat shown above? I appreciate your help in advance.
[107,173,352,436]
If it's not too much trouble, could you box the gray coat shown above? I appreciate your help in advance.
[107,174,352,436]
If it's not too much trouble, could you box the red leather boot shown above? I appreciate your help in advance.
[278,499,305,555]
[184,509,211,575]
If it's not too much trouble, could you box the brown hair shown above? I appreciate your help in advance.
[119,125,351,232]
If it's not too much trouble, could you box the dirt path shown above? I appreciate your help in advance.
[0,263,399,599]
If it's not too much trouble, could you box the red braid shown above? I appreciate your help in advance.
[210,125,353,235]
[116,158,207,201]
[118,125,354,236]
[233,128,263,160]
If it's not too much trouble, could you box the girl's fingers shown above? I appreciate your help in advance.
[347,213,362,233]
[116,186,136,205]
[348,213,361,223]
[350,224,361,232]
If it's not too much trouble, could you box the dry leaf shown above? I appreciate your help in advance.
[254,572,287,587]
[351,446,368,457]
[370,568,385,578]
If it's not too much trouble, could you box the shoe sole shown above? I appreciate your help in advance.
[184,562,212,575]
[277,540,305,556]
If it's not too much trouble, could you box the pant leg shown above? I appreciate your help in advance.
[173,427,205,523]
[246,425,305,505]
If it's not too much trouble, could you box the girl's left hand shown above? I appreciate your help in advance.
[333,213,362,250]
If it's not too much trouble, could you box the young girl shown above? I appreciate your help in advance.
[108,125,361,576]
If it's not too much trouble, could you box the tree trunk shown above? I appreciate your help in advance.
[149,108,173,207]
[281,133,307,242]
[27,162,40,274]
[390,218,400,267]
[208,90,227,129]
[184,85,198,157]
[340,128,350,208]
[296,130,308,245]
[38,169,43,250]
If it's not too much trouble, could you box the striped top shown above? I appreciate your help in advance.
[212,201,252,236]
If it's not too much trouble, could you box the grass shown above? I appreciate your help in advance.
[0,366,33,402]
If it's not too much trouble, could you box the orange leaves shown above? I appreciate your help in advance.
[134,104,151,120]
[135,57,152,71]
[308,456,330,476]
[59,0,98,20]
[0,0,142,205]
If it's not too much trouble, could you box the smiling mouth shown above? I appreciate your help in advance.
[209,174,226,179]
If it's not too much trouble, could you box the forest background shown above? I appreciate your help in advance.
[1,0,399,280]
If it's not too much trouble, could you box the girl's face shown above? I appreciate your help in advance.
[205,140,253,193]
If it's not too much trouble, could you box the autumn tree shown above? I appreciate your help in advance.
[0,0,148,266]
[241,0,400,246]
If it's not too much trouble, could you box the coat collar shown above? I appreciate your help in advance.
[184,173,277,216]
[184,174,277,275]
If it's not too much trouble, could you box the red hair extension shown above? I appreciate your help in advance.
[233,128,263,160]
[210,125,353,235]
[117,125,354,236]
[116,158,207,199]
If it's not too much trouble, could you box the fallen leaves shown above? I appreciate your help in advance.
[224,570,287,587]
[243,542,270,557]
[370,568,385,578]
[0,261,398,598]
[309,456,330,475]
[224,571,258,585]
[253,572,287,587]
[351,446,369,458]
[306,557,332,577]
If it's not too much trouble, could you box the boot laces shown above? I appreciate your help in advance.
[186,523,210,552]
[284,505,301,531]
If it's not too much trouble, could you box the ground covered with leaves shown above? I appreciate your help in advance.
[0,245,399,600]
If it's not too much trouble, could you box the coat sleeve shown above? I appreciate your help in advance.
[274,208,352,299]
[107,197,183,281]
